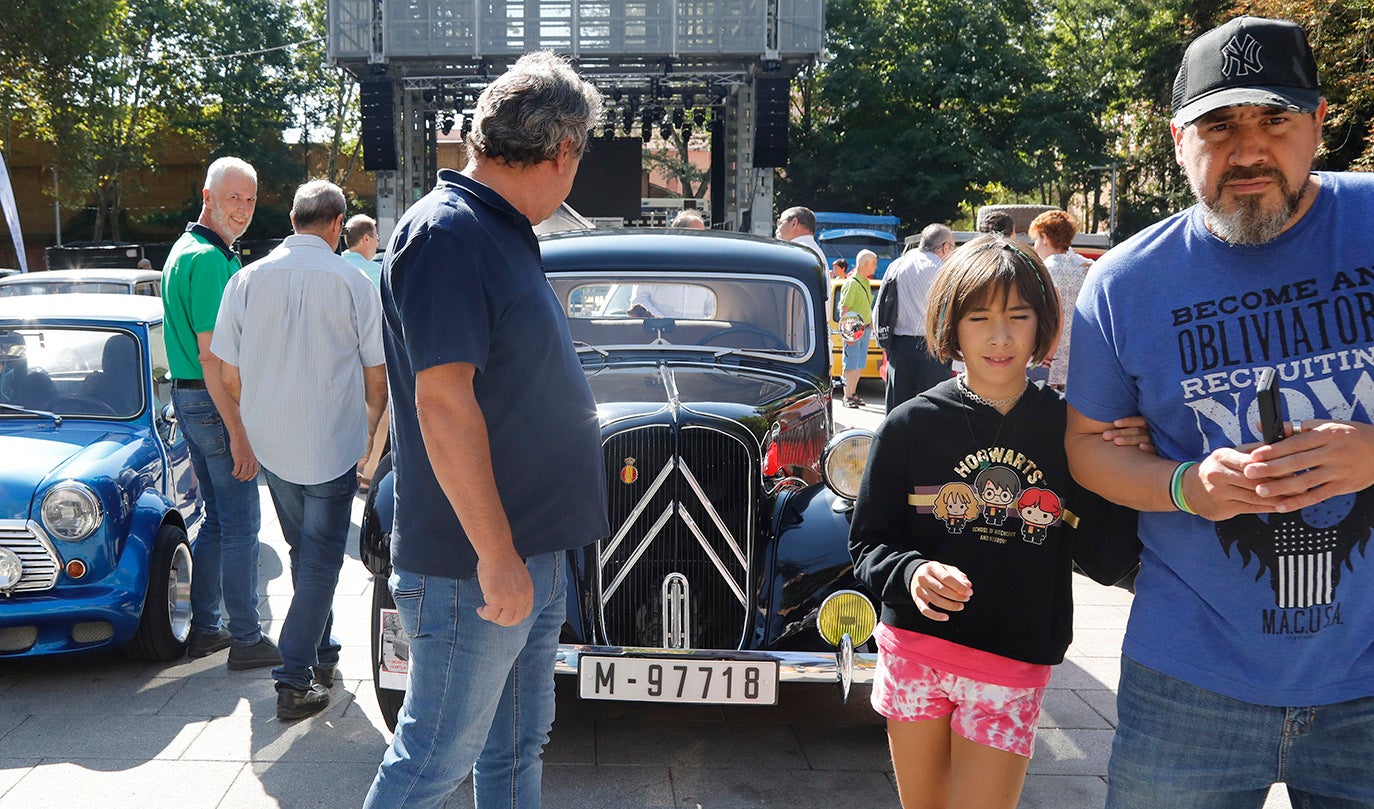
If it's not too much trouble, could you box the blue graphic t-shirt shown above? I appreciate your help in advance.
[1068,171,1374,706]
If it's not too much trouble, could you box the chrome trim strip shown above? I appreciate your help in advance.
[556,644,877,684]
[599,456,676,567]
[602,504,674,602]
[0,519,61,593]
[679,459,747,568]
[679,508,746,606]
[661,572,690,649]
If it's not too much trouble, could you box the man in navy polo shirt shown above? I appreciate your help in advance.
[364,52,609,809]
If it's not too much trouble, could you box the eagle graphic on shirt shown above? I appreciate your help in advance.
[1215,487,1373,608]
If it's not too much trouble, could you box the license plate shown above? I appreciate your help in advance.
[578,655,779,705]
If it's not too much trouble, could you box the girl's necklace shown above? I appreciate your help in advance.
[957,374,1025,469]
[957,374,1027,411]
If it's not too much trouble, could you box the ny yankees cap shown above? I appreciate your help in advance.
[1171,16,1320,126]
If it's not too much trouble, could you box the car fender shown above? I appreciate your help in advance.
[758,484,874,649]
[360,457,395,576]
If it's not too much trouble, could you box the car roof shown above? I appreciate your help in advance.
[0,268,161,285]
[539,229,825,283]
[0,293,163,325]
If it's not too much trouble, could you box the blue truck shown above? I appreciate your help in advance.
[813,211,901,279]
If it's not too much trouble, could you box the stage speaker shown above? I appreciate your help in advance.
[753,78,789,168]
[360,80,398,172]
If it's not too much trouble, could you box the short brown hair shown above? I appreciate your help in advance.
[1028,210,1077,252]
[924,234,1060,365]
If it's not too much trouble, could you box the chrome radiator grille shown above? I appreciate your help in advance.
[599,424,754,650]
[0,521,61,594]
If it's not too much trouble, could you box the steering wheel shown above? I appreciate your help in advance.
[51,395,119,416]
[696,325,789,351]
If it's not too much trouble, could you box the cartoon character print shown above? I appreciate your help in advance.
[974,466,1021,527]
[1215,487,1373,609]
[932,482,980,534]
[1016,487,1062,545]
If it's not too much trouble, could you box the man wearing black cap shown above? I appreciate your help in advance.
[1064,17,1374,808]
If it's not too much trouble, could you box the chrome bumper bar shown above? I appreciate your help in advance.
[555,643,877,684]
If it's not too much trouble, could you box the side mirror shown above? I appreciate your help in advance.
[158,402,179,444]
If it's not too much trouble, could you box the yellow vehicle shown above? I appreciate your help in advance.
[828,277,885,380]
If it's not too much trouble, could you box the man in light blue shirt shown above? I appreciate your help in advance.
[211,180,388,721]
[341,214,381,287]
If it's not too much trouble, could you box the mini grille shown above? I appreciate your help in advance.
[599,424,754,650]
[0,523,61,594]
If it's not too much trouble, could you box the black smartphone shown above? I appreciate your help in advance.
[1257,367,1285,444]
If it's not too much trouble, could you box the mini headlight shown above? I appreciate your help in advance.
[817,589,877,647]
[822,429,873,501]
[41,482,103,541]
[0,547,22,591]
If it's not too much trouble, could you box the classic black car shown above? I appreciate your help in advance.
[361,229,879,728]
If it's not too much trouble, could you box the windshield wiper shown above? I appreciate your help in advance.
[0,402,62,423]
[573,341,609,360]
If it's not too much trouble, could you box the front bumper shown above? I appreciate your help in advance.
[555,643,877,684]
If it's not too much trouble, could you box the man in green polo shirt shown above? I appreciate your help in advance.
[161,156,278,670]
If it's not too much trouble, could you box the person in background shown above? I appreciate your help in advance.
[161,156,279,671]
[838,249,876,408]
[1065,16,1374,807]
[831,258,849,280]
[851,235,1146,809]
[878,223,955,412]
[363,51,610,809]
[776,205,826,265]
[211,179,387,721]
[136,258,153,270]
[977,210,1015,238]
[1027,210,1090,390]
[670,209,706,229]
[341,214,381,287]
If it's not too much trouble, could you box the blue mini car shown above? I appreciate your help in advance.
[0,294,200,661]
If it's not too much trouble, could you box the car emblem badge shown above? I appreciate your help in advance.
[619,457,639,485]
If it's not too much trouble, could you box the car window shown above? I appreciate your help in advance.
[147,323,171,413]
[0,281,132,296]
[0,327,144,418]
[553,274,813,357]
[134,282,159,296]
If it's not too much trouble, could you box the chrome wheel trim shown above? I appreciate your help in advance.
[167,543,193,643]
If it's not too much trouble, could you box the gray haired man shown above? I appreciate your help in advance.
[364,52,610,809]
[211,180,387,721]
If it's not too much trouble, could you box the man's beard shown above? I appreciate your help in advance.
[210,206,248,243]
[1194,166,1309,246]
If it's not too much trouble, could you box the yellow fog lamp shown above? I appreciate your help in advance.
[818,589,877,704]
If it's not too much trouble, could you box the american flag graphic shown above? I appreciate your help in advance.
[1273,524,1338,609]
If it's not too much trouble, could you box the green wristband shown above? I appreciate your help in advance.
[1170,461,1198,515]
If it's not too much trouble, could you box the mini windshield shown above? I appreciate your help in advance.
[554,274,813,358]
[0,327,144,418]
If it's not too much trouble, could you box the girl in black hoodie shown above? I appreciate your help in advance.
[849,235,1147,809]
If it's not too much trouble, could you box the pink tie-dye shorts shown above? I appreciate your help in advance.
[871,648,1046,758]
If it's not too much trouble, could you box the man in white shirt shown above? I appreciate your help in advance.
[211,180,388,721]
[879,223,954,411]
[341,214,381,287]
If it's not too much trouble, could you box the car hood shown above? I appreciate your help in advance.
[0,424,137,519]
[585,363,820,425]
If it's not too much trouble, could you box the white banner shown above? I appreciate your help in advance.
[0,151,27,273]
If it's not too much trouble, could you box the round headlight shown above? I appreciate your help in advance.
[42,482,104,541]
[822,429,873,501]
[0,547,22,591]
[817,589,877,647]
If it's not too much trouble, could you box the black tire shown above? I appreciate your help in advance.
[371,576,406,731]
[127,524,193,661]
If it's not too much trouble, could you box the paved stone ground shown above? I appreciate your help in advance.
[0,380,1292,808]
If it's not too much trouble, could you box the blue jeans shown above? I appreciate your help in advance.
[1107,655,1374,808]
[364,552,566,809]
[174,386,263,645]
[262,467,354,690]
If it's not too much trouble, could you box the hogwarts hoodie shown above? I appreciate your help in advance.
[849,378,1140,666]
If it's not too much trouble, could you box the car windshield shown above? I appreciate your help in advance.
[0,327,144,418]
[553,274,813,358]
[0,281,132,296]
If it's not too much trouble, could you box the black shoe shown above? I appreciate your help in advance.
[186,628,232,658]
[311,665,338,689]
[227,636,281,671]
[276,682,330,721]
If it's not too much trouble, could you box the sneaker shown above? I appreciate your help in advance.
[276,682,330,721]
[311,665,338,689]
[226,636,281,671]
[186,628,232,658]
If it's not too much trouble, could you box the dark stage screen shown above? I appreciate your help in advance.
[566,138,643,221]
